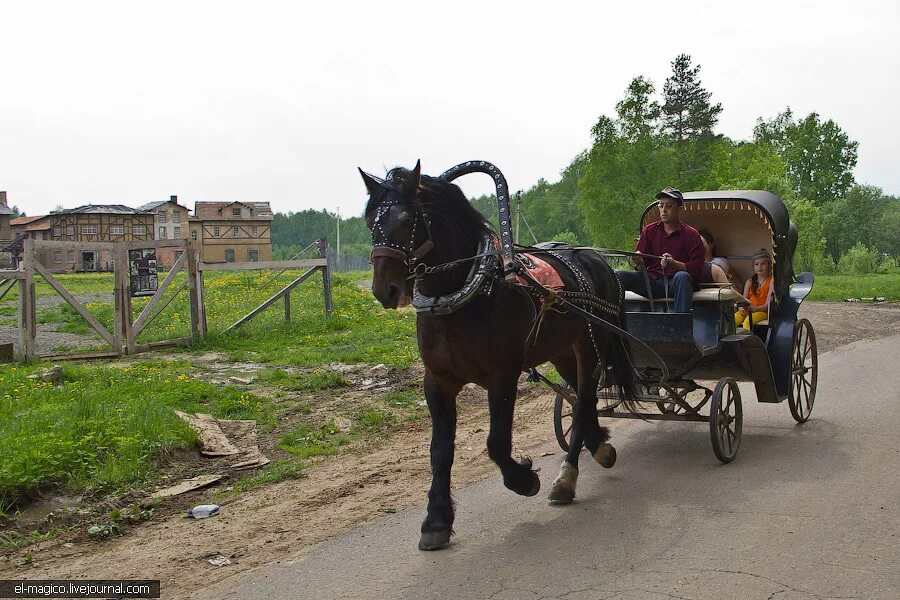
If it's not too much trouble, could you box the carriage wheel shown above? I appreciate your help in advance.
[553,392,574,452]
[709,377,742,463]
[788,318,818,423]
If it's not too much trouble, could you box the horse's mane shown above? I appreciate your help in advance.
[366,167,495,239]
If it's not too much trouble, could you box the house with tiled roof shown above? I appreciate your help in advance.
[191,201,273,263]
[138,195,192,268]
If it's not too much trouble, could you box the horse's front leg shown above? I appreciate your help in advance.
[487,369,541,497]
[419,369,462,551]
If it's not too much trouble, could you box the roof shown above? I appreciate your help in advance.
[138,199,191,212]
[193,201,274,221]
[0,205,12,216]
[11,215,51,232]
[10,215,46,226]
[53,204,147,215]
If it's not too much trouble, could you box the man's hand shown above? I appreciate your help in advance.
[630,251,644,270]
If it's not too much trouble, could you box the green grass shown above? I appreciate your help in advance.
[258,368,348,392]
[0,361,274,507]
[276,422,352,459]
[808,272,900,302]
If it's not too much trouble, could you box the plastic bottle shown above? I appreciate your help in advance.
[187,504,220,519]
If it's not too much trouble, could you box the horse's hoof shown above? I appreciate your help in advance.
[594,443,617,468]
[418,530,451,551]
[548,484,574,505]
[524,472,541,497]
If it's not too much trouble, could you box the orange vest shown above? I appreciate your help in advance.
[747,276,771,307]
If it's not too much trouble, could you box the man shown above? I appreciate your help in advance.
[616,187,705,313]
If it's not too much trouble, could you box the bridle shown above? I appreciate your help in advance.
[368,187,435,279]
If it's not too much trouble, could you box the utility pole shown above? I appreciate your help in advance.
[336,206,341,256]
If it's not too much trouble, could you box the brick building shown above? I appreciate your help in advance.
[191,201,273,263]
[8,215,52,268]
[49,205,154,271]
[139,196,192,268]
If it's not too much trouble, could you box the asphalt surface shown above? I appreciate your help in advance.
[201,334,899,600]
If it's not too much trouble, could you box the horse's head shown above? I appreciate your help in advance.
[360,161,431,309]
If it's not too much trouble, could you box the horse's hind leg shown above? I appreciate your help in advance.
[420,370,462,551]
[549,341,601,505]
[486,368,540,497]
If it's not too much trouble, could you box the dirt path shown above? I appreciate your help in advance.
[1,301,897,598]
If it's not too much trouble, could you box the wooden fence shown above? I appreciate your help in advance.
[5,238,332,362]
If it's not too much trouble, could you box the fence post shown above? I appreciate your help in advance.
[318,238,333,316]
[117,245,134,354]
[17,240,36,361]
[187,242,201,340]
[112,244,124,355]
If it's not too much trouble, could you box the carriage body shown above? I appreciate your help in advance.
[552,191,819,462]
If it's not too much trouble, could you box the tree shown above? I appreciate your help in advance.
[615,76,660,142]
[874,210,900,267]
[754,109,858,205]
[822,184,889,260]
[661,54,722,143]
[10,206,24,218]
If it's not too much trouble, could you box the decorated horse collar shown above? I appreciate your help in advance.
[412,233,498,315]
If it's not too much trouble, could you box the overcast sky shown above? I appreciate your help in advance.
[2,1,898,219]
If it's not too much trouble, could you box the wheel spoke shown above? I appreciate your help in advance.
[725,390,734,414]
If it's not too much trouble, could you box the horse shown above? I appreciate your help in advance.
[360,161,637,550]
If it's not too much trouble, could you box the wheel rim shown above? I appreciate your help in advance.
[554,393,574,451]
[717,381,739,457]
[789,319,818,422]
[710,378,741,463]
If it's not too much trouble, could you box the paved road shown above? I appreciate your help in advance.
[201,334,899,600]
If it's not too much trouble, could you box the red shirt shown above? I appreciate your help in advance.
[636,221,705,291]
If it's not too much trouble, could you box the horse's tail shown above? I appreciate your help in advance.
[606,301,639,413]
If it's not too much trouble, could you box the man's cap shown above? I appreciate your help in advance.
[656,186,684,206]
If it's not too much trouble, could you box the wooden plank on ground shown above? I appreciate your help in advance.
[223,268,318,333]
[198,259,326,272]
[174,411,241,457]
[132,250,187,336]
[37,350,121,361]
[152,474,223,499]
[32,261,116,349]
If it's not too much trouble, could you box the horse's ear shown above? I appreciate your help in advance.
[359,168,382,196]
[402,160,421,197]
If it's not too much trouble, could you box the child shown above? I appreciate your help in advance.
[735,249,772,331]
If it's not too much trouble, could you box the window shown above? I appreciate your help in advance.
[53,226,62,237]
[67,250,75,263]
[81,224,98,235]
[232,207,241,217]
[133,225,146,236]
[232,226,239,236]
[248,249,259,262]
[174,250,184,262]
[213,226,220,237]
[53,250,62,263]
[224,248,235,262]
[251,226,258,236]
[110,224,124,235]
[158,209,166,218]
[66,226,75,236]
[173,211,180,223]
[159,226,166,239]
[174,226,181,237]
[191,230,198,241]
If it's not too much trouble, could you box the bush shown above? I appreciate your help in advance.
[837,242,881,275]
[812,253,837,275]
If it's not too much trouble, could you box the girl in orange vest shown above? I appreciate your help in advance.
[735,249,772,331]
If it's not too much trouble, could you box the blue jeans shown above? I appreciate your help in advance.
[616,270,694,313]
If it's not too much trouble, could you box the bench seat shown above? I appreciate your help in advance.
[624,287,742,303]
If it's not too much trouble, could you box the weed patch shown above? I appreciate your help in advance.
[277,423,351,459]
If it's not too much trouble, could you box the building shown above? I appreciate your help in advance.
[0,192,11,244]
[139,195,192,268]
[49,205,154,271]
[191,201,273,263]
[9,215,53,267]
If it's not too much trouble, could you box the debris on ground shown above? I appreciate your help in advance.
[174,411,240,457]
[27,364,63,385]
[844,297,886,303]
[333,416,353,433]
[187,504,220,519]
[228,376,254,385]
[206,553,231,567]
[152,475,224,499]
[358,378,390,391]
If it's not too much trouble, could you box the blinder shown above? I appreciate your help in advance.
[368,188,435,278]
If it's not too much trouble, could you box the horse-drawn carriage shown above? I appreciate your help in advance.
[548,191,818,463]
[360,160,818,550]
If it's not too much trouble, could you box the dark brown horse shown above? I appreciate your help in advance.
[360,161,636,550]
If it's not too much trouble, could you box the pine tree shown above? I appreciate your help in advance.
[662,54,722,142]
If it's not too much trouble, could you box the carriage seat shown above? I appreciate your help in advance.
[624,286,741,303]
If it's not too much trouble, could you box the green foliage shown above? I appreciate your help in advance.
[786,197,827,273]
[874,210,900,265]
[822,185,892,260]
[0,361,273,507]
[550,231,578,245]
[754,108,859,205]
[808,271,900,301]
[616,76,660,141]
[277,422,350,459]
[661,54,722,143]
[837,242,881,275]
